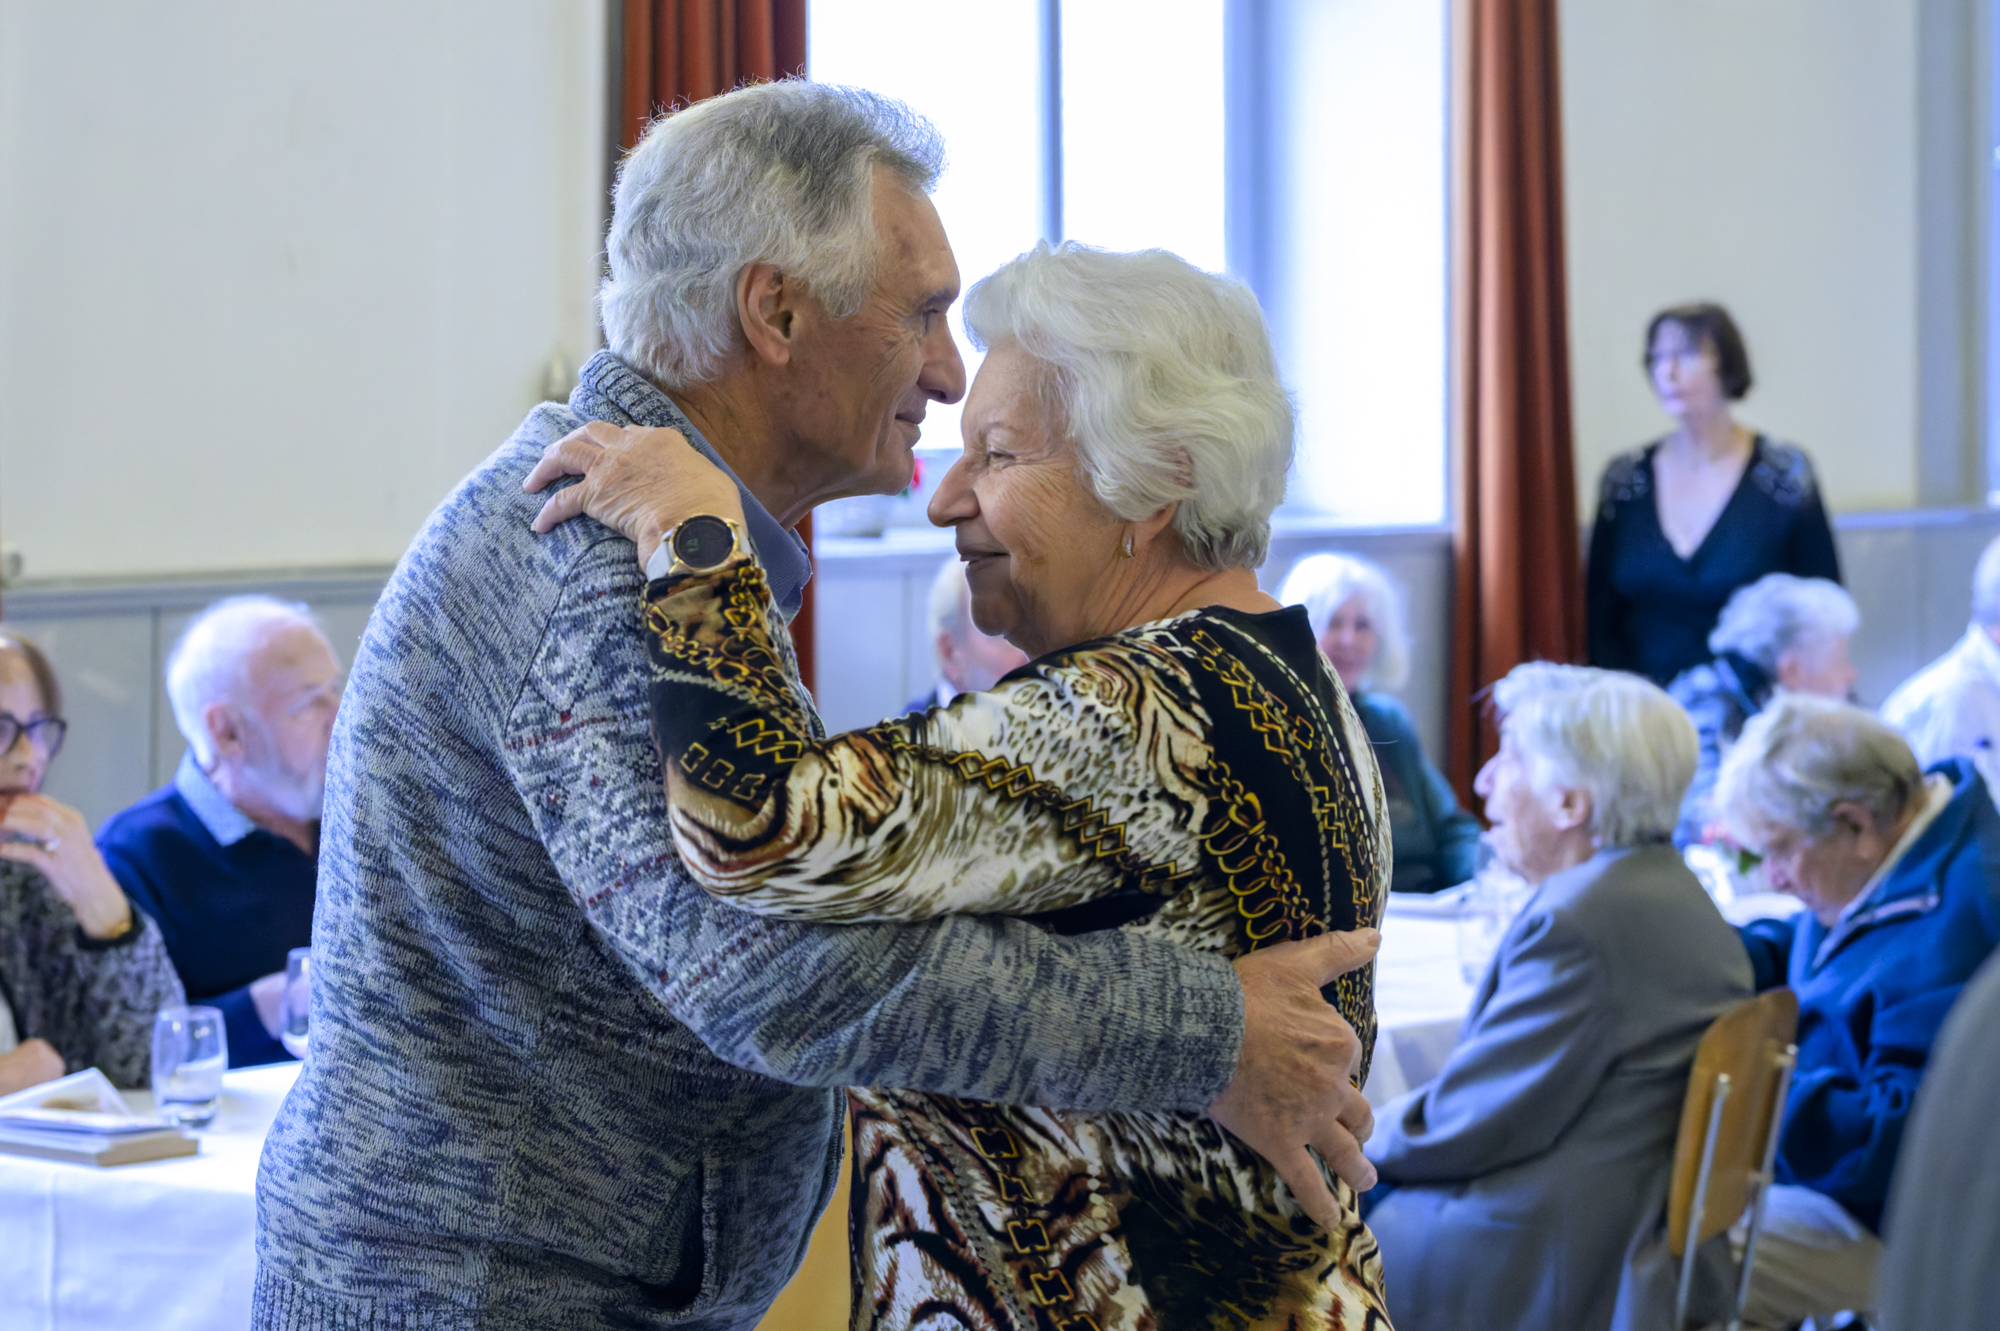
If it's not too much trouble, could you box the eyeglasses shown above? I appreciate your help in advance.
[0,712,67,759]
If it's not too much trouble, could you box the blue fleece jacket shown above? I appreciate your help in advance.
[1739,757,2000,1231]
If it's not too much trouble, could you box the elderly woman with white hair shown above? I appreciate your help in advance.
[1669,571,1858,845]
[1280,552,1480,892]
[1363,663,1752,1331]
[1713,695,2000,1330]
[532,242,1393,1327]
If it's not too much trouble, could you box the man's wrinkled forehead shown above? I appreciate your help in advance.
[871,172,959,304]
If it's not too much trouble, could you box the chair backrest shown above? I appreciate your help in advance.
[1666,988,1800,1257]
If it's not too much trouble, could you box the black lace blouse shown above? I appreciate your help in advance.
[1586,435,1842,686]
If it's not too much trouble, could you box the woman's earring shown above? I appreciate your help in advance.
[1122,535,1135,559]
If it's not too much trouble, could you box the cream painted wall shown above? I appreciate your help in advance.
[0,0,607,582]
[1560,0,1923,516]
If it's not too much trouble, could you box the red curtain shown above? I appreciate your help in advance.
[1445,0,1585,805]
[617,1,815,690]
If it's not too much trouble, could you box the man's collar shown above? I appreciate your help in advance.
[1836,772,1955,926]
[570,351,813,618]
[174,751,259,848]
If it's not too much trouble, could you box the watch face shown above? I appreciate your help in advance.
[673,515,736,570]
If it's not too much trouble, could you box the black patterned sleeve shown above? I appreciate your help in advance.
[1785,457,1843,584]
[643,561,1199,922]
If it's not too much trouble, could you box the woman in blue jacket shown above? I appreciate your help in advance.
[1280,552,1481,892]
[1716,695,2000,1328]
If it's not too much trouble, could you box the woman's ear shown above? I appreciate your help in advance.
[1133,501,1179,550]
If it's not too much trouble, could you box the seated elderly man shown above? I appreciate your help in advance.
[1715,695,2000,1329]
[0,631,184,1092]
[1669,572,1858,846]
[1364,663,1753,1331]
[1883,532,2000,803]
[902,554,1027,713]
[97,596,340,1067]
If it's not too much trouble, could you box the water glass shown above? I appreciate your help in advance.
[280,946,311,1060]
[151,1005,227,1129]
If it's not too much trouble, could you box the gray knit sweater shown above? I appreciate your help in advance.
[252,352,1245,1330]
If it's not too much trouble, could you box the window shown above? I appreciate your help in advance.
[809,0,1446,529]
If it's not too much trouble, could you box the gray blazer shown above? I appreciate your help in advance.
[1366,844,1754,1331]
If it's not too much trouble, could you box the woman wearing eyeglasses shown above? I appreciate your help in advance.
[1586,302,1843,688]
[0,630,183,1093]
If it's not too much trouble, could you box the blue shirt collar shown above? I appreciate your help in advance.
[568,351,813,618]
[174,751,259,848]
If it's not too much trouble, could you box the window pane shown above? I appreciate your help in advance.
[809,0,1043,459]
[1060,0,1226,273]
[1272,0,1448,526]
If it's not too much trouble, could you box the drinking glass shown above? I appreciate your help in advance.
[280,946,311,1059]
[1454,866,1535,986]
[151,1005,227,1129]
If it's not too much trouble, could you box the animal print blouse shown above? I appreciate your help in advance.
[645,557,1393,1331]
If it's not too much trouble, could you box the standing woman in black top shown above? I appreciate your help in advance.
[1586,302,1841,686]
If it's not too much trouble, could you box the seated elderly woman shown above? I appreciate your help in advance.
[1280,552,1480,892]
[1669,572,1858,846]
[1714,696,2000,1330]
[1363,663,1752,1331]
[530,243,1393,1327]
[0,631,184,1093]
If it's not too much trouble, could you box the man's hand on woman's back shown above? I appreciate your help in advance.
[1210,928,1381,1227]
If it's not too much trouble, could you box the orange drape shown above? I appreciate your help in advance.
[617,0,815,690]
[1446,0,1585,805]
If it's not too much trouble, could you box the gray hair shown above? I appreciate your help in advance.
[1972,534,2000,627]
[1708,573,1858,671]
[1715,693,1922,842]
[962,242,1294,572]
[167,596,328,767]
[600,81,944,390]
[1493,662,1697,847]
[927,555,971,644]
[1275,552,1409,690]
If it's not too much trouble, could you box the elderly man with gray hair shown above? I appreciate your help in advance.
[1363,663,1753,1331]
[1669,572,1859,845]
[97,595,341,1069]
[253,81,1380,1330]
[903,555,1027,713]
[1715,695,2000,1330]
[1882,532,2000,805]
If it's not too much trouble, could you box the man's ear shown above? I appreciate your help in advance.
[202,701,244,763]
[1550,785,1593,834]
[1830,801,1878,844]
[737,262,800,368]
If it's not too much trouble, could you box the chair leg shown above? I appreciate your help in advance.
[1726,1053,1797,1331]
[1679,1074,1733,1328]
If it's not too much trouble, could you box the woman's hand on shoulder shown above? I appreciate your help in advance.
[524,422,746,569]
[0,793,134,940]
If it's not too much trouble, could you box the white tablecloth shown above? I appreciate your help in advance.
[0,1061,300,1331]
[1366,907,1479,1106]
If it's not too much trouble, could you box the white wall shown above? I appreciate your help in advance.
[1560,0,1929,515]
[0,0,607,582]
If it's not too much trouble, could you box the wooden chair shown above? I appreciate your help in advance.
[1668,988,1800,1330]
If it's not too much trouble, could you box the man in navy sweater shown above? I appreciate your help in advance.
[97,596,341,1067]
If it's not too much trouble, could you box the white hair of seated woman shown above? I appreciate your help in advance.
[1276,552,1410,691]
[1494,662,1699,848]
[961,242,1295,574]
[1707,573,1858,674]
